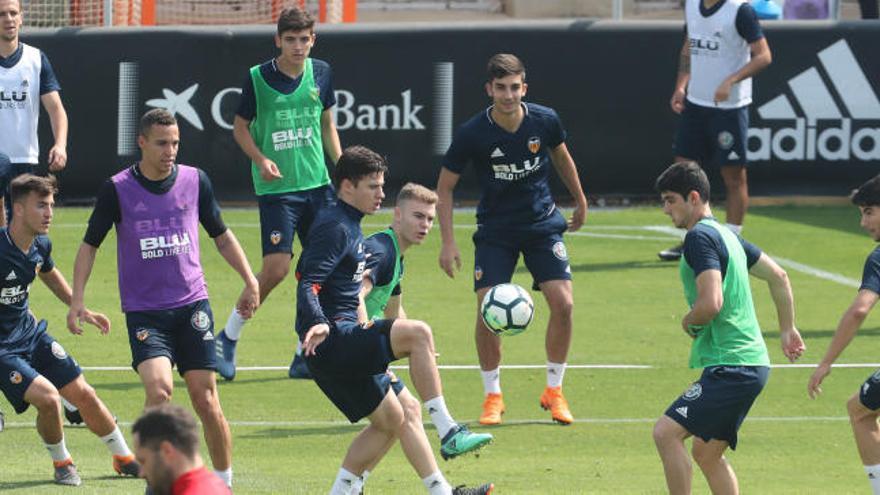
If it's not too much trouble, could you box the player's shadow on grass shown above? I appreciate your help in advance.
[751,206,864,236]
[516,260,669,275]
[0,480,56,490]
[241,425,364,439]
[216,375,292,386]
[763,327,880,339]
[92,381,146,392]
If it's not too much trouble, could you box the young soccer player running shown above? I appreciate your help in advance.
[216,5,342,381]
[0,174,139,486]
[437,53,588,425]
[67,109,259,489]
[652,161,804,495]
[351,183,493,493]
[297,146,492,495]
[808,174,880,495]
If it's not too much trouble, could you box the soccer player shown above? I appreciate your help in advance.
[350,183,493,492]
[0,174,140,486]
[216,4,342,381]
[652,161,804,495]
[133,403,231,495]
[807,174,880,495]
[658,0,771,261]
[67,109,259,489]
[437,53,587,426]
[297,146,492,495]
[0,0,69,226]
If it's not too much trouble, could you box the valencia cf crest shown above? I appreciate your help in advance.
[474,266,484,281]
[191,311,211,332]
[528,136,541,154]
[361,320,375,330]
[270,230,282,245]
[136,329,150,342]
[51,341,67,360]
[9,371,22,384]
[552,241,568,261]
[682,382,702,401]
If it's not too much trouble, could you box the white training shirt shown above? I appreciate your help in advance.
[0,44,42,164]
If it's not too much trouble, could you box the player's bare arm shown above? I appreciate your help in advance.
[681,269,723,337]
[714,38,772,104]
[748,254,805,362]
[671,34,690,114]
[321,109,342,164]
[41,91,68,171]
[549,142,588,232]
[357,273,373,323]
[66,242,100,335]
[232,115,282,181]
[808,289,879,398]
[213,229,260,319]
[384,295,405,319]
[437,167,461,278]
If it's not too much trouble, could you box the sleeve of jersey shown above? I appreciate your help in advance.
[441,128,471,174]
[296,222,348,327]
[547,109,567,148]
[683,229,722,276]
[235,72,257,121]
[860,249,880,294]
[738,236,763,268]
[315,61,337,109]
[37,236,55,272]
[735,4,764,43]
[197,170,228,238]
[39,52,61,95]
[83,180,120,248]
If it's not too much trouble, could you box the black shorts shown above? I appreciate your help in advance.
[674,100,749,167]
[665,365,769,450]
[859,369,880,410]
[473,209,571,291]
[0,322,81,414]
[125,299,216,375]
[306,318,401,422]
[258,185,336,257]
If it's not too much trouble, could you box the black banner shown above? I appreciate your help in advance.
[22,21,880,202]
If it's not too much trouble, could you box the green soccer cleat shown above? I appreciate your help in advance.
[440,424,493,460]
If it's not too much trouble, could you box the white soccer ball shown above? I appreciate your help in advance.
[480,283,535,336]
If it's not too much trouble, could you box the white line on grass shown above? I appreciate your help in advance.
[1,416,850,429]
[773,256,861,288]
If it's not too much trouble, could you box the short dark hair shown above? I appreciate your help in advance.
[277,6,315,35]
[139,109,177,137]
[131,404,200,458]
[852,175,880,207]
[333,145,388,189]
[487,54,526,82]
[10,174,57,205]
[655,161,710,203]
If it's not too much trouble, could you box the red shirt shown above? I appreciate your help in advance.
[172,468,230,495]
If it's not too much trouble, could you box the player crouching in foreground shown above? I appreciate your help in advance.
[0,174,139,486]
[652,161,804,494]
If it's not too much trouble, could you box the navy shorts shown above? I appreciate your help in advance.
[305,318,402,422]
[125,299,216,375]
[0,322,82,414]
[473,209,571,291]
[674,100,749,167]
[665,365,769,450]
[258,185,336,257]
[859,369,880,410]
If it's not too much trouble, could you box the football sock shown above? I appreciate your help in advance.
[330,467,359,495]
[547,361,566,389]
[481,367,501,395]
[214,468,233,487]
[351,469,370,494]
[100,426,133,457]
[422,471,452,495]
[224,309,247,341]
[424,396,457,439]
[725,223,743,235]
[61,397,78,413]
[865,464,880,494]
[45,438,72,463]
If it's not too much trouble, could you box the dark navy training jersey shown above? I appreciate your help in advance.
[0,229,54,352]
[860,246,880,294]
[683,220,762,279]
[442,102,566,228]
[364,230,403,297]
[295,201,366,335]
[236,58,336,121]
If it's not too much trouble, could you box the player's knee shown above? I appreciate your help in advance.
[190,389,221,418]
[413,321,435,349]
[70,382,99,409]
[691,443,722,469]
[548,295,574,319]
[401,395,422,424]
[652,418,679,447]
[31,388,61,412]
[847,394,875,421]
[145,384,173,405]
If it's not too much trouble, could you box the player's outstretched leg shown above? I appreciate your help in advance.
[539,280,574,425]
[847,392,880,494]
[184,369,233,487]
[691,437,738,494]
[59,376,140,477]
[390,319,493,459]
[653,415,693,495]
[474,288,505,426]
[23,376,81,486]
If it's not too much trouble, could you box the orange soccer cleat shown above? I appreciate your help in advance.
[540,386,573,425]
[479,393,505,425]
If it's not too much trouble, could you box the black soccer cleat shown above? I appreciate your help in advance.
[453,483,494,495]
[658,243,684,261]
